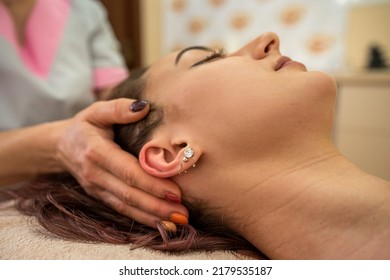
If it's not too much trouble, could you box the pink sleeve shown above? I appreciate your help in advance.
[93,67,128,90]
[88,1,129,90]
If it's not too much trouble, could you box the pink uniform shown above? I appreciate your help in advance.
[0,0,128,129]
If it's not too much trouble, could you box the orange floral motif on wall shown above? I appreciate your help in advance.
[188,17,207,34]
[230,12,251,31]
[171,0,187,12]
[163,0,348,72]
[279,5,306,26]
[307,34,335,55]
[209,0,226,7]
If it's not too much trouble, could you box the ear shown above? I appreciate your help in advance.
[139,141,201,178]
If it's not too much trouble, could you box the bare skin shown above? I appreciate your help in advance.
[135,32,390,259]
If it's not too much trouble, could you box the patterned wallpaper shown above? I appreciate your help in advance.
[162,0,348,73]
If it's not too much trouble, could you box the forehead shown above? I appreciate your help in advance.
[147,47,214,77]
[144,48,212,98]
[142,51,182,108]
[144,52,178,99]
[147,52,179,77]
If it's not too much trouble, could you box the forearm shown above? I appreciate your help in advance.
[0,120,68,186]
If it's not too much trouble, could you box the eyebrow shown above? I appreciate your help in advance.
[175,46,213,65]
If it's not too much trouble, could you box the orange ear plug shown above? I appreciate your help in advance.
[169,213,188,224]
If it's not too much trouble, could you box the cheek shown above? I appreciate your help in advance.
[170,72,278,138]
[271,72,337,135]
[169,74,229,114]
[294,72,337,118]
[170,71,336,150]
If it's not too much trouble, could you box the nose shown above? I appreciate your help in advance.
[231,32,280,59]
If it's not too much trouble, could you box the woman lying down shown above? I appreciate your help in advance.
[10,32,390,259]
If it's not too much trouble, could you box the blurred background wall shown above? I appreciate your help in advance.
[161,0,347,73]
[101,0,390,180]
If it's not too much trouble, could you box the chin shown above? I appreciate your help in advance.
[309,71,337,99]
[318,70,337,88]
[312,71,338,126]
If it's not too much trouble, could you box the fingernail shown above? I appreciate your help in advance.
[130,100,148,112]
[170,213,188,224]
[161,220,177,233]
[165,192,181,203]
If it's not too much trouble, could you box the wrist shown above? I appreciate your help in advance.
[0,120,70,186]
[45,119,70,174]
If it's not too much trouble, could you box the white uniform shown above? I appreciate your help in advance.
[0,0,128,130]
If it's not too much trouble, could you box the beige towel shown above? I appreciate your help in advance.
[0,200,245,260]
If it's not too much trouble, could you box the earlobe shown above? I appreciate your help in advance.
[139,142,200,178]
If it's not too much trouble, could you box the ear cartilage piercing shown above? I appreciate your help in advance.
[183,147,194,162]
[178,163,196,175]
[178,164,185,176]
[179,147,195,175]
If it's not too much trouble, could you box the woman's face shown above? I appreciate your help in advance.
[144,32,337,158]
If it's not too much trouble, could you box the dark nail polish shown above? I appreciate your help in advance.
[165,192,181,203]
[130,100,148,112]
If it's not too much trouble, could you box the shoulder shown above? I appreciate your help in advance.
[68,0,108,32]
[69,0,107,18]
[67,0,110,34]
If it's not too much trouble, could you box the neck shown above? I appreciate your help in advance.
[190,144,390,259]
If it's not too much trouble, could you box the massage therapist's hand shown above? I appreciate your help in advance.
[57,98,188,228]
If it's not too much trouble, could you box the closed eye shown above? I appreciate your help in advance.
[190,48,226,68]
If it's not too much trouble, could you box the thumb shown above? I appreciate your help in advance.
[80,98,149,127]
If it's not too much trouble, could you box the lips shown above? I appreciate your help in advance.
[275,56,292,71]
[274,56,307,71]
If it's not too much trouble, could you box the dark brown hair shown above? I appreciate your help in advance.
[9,69,266,259]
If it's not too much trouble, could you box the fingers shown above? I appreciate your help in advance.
[86,169,188,228]
[65,98,189,227]
[79,98,150,127]
[92,142,184,203]
[88,143,189,223]
[97,190,162,228]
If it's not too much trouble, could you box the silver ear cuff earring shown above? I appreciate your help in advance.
[178,147,196,175]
